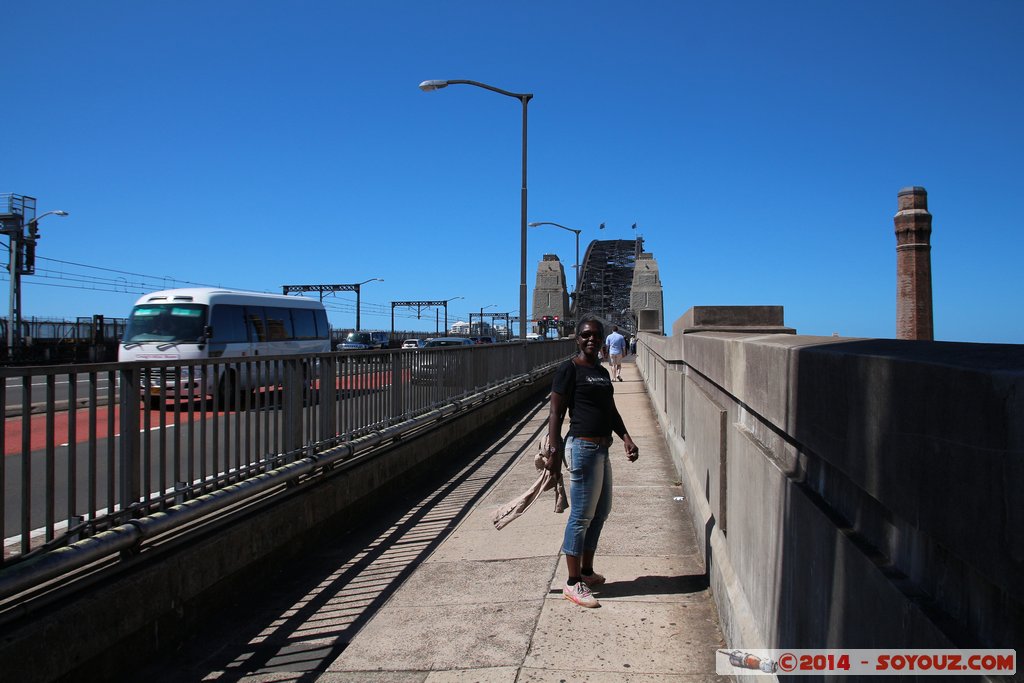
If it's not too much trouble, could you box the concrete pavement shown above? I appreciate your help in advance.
[320,361,729,682]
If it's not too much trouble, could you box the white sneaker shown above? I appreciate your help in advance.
[563,581,600,608]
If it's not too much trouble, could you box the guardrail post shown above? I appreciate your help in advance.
[118,366,142,513]
[282,358,304,458]
[318,356,336,443]
[390,351,403,424]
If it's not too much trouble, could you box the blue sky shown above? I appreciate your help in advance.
[5,1,1022,342]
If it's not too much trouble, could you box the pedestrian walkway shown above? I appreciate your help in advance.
[145,361,729,682]
[320,361,728,682]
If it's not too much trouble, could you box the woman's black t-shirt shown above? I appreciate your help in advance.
[551,359,625,438]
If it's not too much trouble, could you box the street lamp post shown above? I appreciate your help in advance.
[5,208,69,357]
[477,303,496,337]
[419,79,533,340]
[528,221,583,295]
[443,296,463,336]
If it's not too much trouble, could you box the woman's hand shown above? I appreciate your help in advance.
[545,436,563,472]
[622,434,639,462]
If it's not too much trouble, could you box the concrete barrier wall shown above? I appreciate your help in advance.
[0,374,555,683]
[636,308,1023,655]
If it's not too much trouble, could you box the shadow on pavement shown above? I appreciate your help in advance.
[139,400,548,683]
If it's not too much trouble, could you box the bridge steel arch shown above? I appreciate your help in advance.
[571,238,641,334]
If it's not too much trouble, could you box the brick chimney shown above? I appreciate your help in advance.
[894,186,934,340]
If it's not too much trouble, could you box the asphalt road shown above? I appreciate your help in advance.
[3,374,118,414]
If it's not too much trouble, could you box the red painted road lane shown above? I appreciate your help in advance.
[2,405,213,457]
[2,370,404,457]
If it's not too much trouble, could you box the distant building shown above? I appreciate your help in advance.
[449,320,494,337]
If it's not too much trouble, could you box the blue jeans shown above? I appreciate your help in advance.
[561,436,613,557]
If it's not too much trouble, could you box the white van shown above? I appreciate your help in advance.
[119,288,330,402]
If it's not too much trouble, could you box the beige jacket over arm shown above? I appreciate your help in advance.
[492,446,567,530]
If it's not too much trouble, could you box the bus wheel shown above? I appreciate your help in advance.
[301,360,320,405]
[218,371,241,410]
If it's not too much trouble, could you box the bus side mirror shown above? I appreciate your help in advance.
[197,325,213,348]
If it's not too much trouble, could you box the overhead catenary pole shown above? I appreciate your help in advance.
[7,229,19,357]
[390,299,459,339]
[282,278,382,331]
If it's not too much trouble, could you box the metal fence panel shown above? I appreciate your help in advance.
[1,340,574,573]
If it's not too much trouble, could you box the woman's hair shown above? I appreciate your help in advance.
[576,315,605,338]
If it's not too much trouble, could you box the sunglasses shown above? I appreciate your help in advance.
[577,331,599,339]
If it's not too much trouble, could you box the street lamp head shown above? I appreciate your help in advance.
[419,80,449,92]
[528,222,541,227]
[27,210,70,231]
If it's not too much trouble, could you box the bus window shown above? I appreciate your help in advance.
[292,308,317,339]
[314,309,329,339]
[264,307,293,341]
[246,307,268,342]
[124,304,207,343]
[209,304,248,343]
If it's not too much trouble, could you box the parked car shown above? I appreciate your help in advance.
[423,337,475,348]
[476,336,497,344]
[526,333,542,342]
[402,338,424,349]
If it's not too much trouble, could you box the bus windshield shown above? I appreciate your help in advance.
[123,304,208,343]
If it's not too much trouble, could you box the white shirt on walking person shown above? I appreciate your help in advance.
[604,328,626,381]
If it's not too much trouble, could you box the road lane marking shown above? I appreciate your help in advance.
[57,422,177,448]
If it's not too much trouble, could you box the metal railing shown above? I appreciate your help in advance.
[0,340,573,592]
[0,317,130,365]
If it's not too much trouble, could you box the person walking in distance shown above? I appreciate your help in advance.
[604,325,627,381]
[545,316,639,608]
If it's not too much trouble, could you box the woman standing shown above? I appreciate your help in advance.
[546,316,639,608]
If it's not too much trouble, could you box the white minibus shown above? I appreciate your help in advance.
[119,288,330,404]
